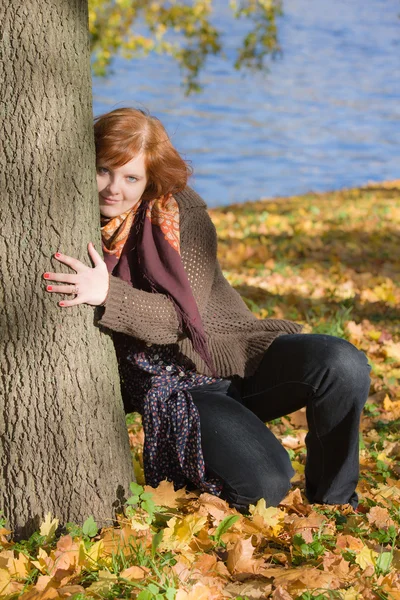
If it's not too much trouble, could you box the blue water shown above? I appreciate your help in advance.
[92,0,400,207]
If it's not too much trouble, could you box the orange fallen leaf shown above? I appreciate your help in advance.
[120,565,149,580]
[367,506,396,530]
[144,480,195,508]
[336,534,365,552]
[286,511,327,544]
[272,585,294,600]
[273,566,341,595]
[226,538,265,575]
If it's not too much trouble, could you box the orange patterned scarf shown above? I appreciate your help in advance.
[101,194,180,258]
[101,194,216,376]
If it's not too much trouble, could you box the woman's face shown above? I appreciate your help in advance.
[97,153,148,218]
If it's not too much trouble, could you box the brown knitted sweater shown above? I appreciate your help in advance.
[98,186,303,379]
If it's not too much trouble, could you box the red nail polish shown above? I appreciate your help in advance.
[47,285,53,291]
[59,301,65,307]
[55,252,61,258]
[43,273,50,279]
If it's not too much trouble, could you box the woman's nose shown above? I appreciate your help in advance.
[106,177,121,195]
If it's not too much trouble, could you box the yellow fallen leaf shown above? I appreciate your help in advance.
[39,513,59,542]
[84,539,104,569]
[129,518,151,531]
[249,499,285,536]
[0,566,23,596]
[367,329,382,341]
[31,547,54,574]
[160,514,208,551]
[340,587,360,600]
[291,460,305,475]
[382,342,400,364]
[7,551,31,579]
[355,546,378,570]
[144,480,194,508]
[85,570,118,594]
[383,395,400,415]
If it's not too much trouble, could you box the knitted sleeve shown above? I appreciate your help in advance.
[97,205,217,344]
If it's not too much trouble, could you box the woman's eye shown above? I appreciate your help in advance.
[97,167,109,174]
[127,176,137,183]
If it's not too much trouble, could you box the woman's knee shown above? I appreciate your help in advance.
[310,335,371,411]
[222,465,292,512]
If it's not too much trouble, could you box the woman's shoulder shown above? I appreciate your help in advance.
[174,186,208,210]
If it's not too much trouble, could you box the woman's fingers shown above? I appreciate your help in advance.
[43,272,77,284]
[58,297,84,308]
[53,251,86,273]
[44,245,108,307]
[46,284,78,295]
[88,242,103,266]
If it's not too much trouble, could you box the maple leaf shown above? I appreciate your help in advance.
[225,579,273,599]
[279,488,309,515]
[382,342,400,364]
[367,506,396,530]
[85,570,118,594]
[197,493,235,526]
[249,498,285,536]
[57,584,86,597]
[383,395,400,418]
[81,539,104,570]
[176,583,221,600]
[281,431,307,450]
[336,535,365,552]
[31,547,55,575]
[355,546,379,570]
[7,551,32,579]
[286,512,327,544]
[120,565,149,580]
[273,566,341,595]
[226,537,264,575]
[144,480,195,508]
[271,585,294,600]
[340,587,360,600]
[160,514,208,552]
[39,513,59,542]
[0,566,24,596]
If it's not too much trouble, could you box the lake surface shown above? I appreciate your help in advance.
[92,0,400,207]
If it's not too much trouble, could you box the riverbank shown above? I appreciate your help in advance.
[210,180,399,398]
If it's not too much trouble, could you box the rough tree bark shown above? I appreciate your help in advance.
[0,0,134,539]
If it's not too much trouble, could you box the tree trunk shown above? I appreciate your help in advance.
[0,0,134,540]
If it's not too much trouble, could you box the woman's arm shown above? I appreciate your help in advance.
[98,206,218,342]
[43,204,218,344]
[99,208,217,344]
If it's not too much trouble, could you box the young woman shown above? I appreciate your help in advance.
[43,108,371,511]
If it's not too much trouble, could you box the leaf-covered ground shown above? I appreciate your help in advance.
[1,182,400,600]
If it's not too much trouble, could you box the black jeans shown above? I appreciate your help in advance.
[190,334,371,510]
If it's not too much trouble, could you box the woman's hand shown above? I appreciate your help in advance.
[43,242,109,307]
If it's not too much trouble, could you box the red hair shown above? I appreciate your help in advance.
[94,108,192,201]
